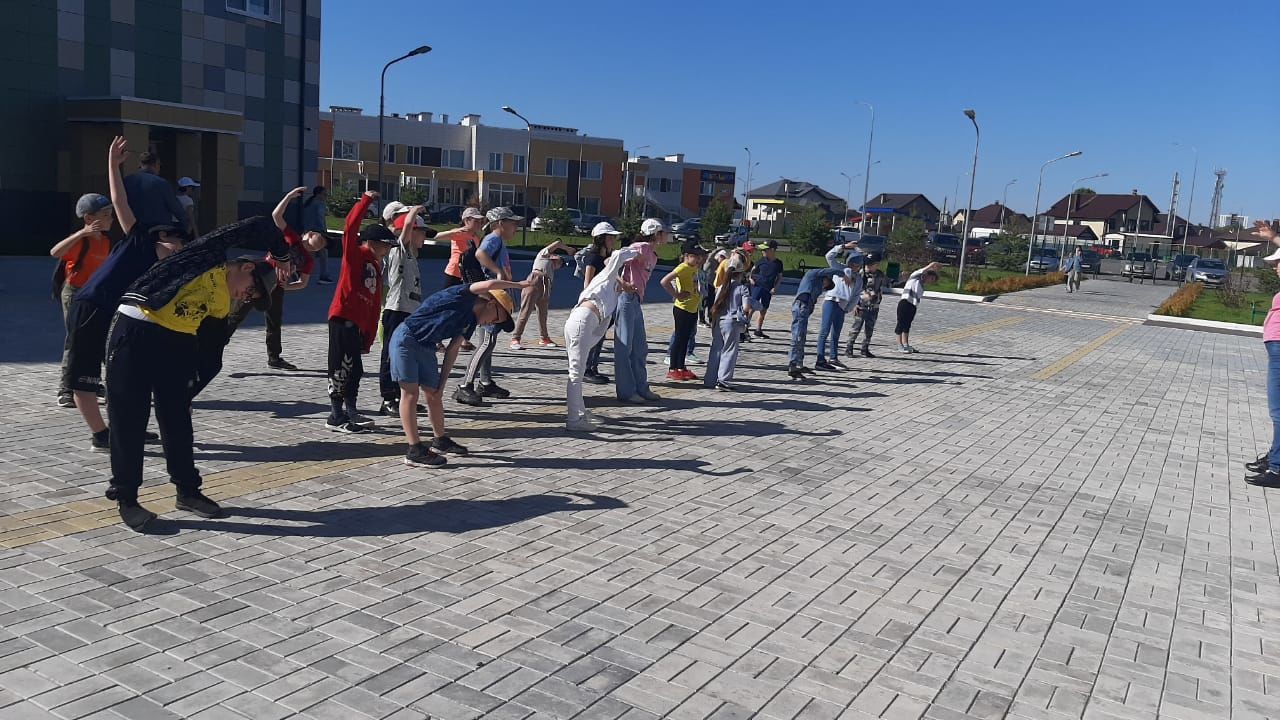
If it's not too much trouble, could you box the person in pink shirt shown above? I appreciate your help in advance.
[1247,222,1280,487]
[614,218,669,403]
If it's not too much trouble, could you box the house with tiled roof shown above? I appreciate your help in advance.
[860,193,940,235]
[951,202,1031,239]
[1043,192,1162,241]
[746,179,846,234]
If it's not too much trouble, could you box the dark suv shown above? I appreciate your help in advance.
[1165,253,1197,281]
[927,233,962,263]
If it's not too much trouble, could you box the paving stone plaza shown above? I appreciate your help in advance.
[1,257,1277,720]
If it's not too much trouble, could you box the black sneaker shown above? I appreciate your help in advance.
[754,330,767,338]
[861,349,876,358]
[1245,453,1269,473]
[318,277,335,285]
[478,382,510,399]
[175,491,226,519]
[90,429,110,453]
[57,393,75,408]
[267,358,298,371]
[381,399,400,416]
[739,333,751,343]
[1246,469,1280,488]
[814,359,835,371]
[583,372,609,385]
[405,443,446,467]
[715,382,735,392]
[453,385,486,407]
[798,366,814,374]
[830,358,849,370]
[118,500,156,531]
[845,346,856,358]
[787,365,804,380]
[325,418,371,434]
[431,436,469,455]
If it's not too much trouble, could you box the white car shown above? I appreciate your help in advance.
[530,208,582,232]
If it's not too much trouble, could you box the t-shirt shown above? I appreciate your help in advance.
[138,266,230,335]
[532,246,558,274]
[64,232,112,289]
[752,257,784,289]
[73,227,159,310]
[902,269,927,306]
[478,233,510,279]
[122,170,188,229]
[620,241,657,301]
[582,248,607,280]
[401,284,478,347]
[445,230,480,279]
[178,194,195,216]
[670,262,701,314]
[383,242,423,313]
[1265,292,1280,342]
[266,227,315,277]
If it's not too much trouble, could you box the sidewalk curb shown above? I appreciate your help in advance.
[886,288,999,304]
[1143,314,1263,337]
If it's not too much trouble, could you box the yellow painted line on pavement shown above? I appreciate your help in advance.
[921,316,1025,344]
[1032,325,1130,381]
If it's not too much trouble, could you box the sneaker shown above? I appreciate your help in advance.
[381,399,400,417]
[509,340,525,351]
[666,370,683,381]
[566,417,600,433]
[144,430,160,444]
[788,365,804,380]
[175,490,226,519]
[347,413,376,427]
[716,382,735,392]
[754,330,767,338]
[662,356,671,367]
[1246,469,1280,488]
[453,385,486,407]
[118,500,156,531]
[478,382,511,399]
[460,341,476,352]
[90,429,110,453]
[861,349,876,358]
[906,345,919,354]
[845,346,856,358]
[1245,453,1269,473]
[830,358,848,370]
[814,359,835,371]
[430,436,469,455]
[318,277,336,285]
[687,353,703,365]
[326,418,371,434]
[797,366,814,374]
[583,371,610,385]
[621,394,647,404]
[900,345,912,353]
[267,357,298,371]
[679,369,698,381]
[639,390,662,402]
[405,443,446,467]
[537,339,559,348]
[57,393,75,408]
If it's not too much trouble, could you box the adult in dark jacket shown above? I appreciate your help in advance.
[122,151,189,232]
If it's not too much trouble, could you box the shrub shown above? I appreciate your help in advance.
[793,205,831,255]
[1156,282,1203,317]
[701,196,734,244]
[539,200,574,236]
[1218,277,1247,309]
[1256,267,1280,295]
[398,185,429,207]
[888,217,930,268]
[327,187,359,218]
[962,272,1070,295]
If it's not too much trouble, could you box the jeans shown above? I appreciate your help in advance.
[1268,342,1280,471]
[703,314,743,387]
[379,309,410,401]
[613,293,650,399]
[816,301,846,361]
[315,247,332,279]
[847,306,880,353]
[565,306,607,422]
[668,307,698,371]
[789,296,815,367]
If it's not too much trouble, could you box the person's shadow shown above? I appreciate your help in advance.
[165,493,627,537]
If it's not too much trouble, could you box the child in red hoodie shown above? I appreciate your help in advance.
[326,190,397,432]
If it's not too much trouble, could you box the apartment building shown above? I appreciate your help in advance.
[625,154,736,221]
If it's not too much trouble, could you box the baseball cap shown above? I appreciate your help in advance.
[846,252,866,266]
[177,177,201,188]
[1265,247,1280,264]
[232,255,280,311]
[741,240,756,253]
[487,289,516,332]
[761,239,779,250]
[591,221,622,237]
[359,223,398,244]
[486,207,522,225]
[381,201,407,223]
[462,207,485,222]
[640,218,668,236]
[727,254,746,272]
[863,251,883,264]
[682,242,709,255]
[75,193,111,218]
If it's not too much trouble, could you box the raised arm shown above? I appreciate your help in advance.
[107,137,136,234]
[399,205,425,249]
[466,276,535,296]
[273,187,307,231]
[345,191,376,255]
[50,223,103,259]
[825,244,843,269]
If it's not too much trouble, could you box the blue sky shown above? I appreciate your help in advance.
[321,0,1279,223]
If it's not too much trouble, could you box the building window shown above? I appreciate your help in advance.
[406,146,419,165]
[579,197,600,215]
[648,178,679,193]
[226,0,279,22]
[544,158,568,177]
[488,183,522,207]
[700,181,714,196]
[444,149,465,169]
[671,179,682,193]
[488,152,503,172]
[332,140,355,160]
[385,145,396,163]
[512,155,526,174]
[580,161,602,181]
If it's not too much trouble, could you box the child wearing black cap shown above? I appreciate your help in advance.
[660,243,707,381]
[325,190,397,432]
[106,214,292,531]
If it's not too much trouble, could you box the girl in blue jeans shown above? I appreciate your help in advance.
[1247,226,1280,487]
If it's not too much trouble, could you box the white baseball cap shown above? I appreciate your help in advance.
[591,221,622,237]
[640,218,668,236]
[1264,247,1280,264]
[177,177,201,188]
[381,201,407,222]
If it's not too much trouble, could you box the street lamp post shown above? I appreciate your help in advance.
[840,171,854,225]
[1000,179,1017,227]
[956,109,980,291]
[744,147,752,226]
[1174,142,1198,254]
[501,105,533,246]
[378,45,431,202]
[1025,150,1083,275]
[1059,172,1109,252]
[857,101,874,234]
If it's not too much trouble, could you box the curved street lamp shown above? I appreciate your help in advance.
[1000,178,1017,227]
[1025,150,1083,275]
[378,45,431,202]
[857,102,875,233]
[502,105,532,245]
[956,109,979,291]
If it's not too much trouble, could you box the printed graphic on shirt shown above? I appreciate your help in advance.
[363,262,378,295]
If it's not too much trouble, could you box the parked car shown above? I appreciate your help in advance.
[430,205,464,224]
[1025,247,1060,273]
[963,237,986,265]
[715,225,751,245]
[1089,245,1120,258]
[1187,257,1228,286]
[574,214,612,235]
[854,234,888,257]
[926,232,963,263]
[505,205,536,226]
[530,207,583,231]
[1079,250,1102,274]
[672,218,702,241]
[1165,253,1197,281]
[1121,252,1155,280]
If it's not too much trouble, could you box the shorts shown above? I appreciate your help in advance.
[389,324,440,389]
[63,299,113,392]
[894,300,918,334]
[751,285,773,311]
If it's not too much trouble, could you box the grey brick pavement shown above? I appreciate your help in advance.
[1,255,1278,719]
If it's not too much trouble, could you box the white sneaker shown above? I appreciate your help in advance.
[687,353,703,365]
[663,356,671,367]
[537,339,560,348]
[347,413,376,427]
[510,340,525,351]
[566,417,599,433]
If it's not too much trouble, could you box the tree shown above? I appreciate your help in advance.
[327,187,359,219]
[539,199,574,236]
[619,197,644,240]
[888,216,930,267]
[701,196,733,244]
[793,205,832,255]
[398,185,428,207]
[987,217,1031,271]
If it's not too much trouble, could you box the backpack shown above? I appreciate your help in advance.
[459,237,486,284]
[572,246,591,279]
[50,238,92,300]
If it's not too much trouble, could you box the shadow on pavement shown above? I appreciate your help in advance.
[193,399,334,419]
[454,455,752,477]
[162,493,628,537]
[194,438,404,462]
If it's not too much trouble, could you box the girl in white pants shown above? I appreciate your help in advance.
[565,246,639,432]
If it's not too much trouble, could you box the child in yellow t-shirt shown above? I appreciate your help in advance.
[660,244,708,380]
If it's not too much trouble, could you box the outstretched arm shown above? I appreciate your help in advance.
[466,276,535,295]
[107,137,136,234]
[272,186,307,231]
[50,222,104,258]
